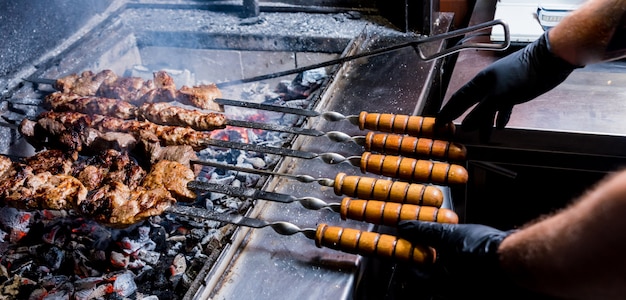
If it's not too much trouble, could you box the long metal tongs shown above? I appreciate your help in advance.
[216,19,510,88]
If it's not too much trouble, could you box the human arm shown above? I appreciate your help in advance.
[397,168,626,299]
[550,0,626,65]
[436,0,626,140]
[498,169,626,299]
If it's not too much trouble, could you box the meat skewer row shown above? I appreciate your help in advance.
[44,91,227,131]
[51,69,224,111]
[20,111,223,152]
[2,151,441,264]
[0,149,455,229]
[0,149,196,226]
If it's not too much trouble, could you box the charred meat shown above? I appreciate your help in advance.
[52,69,224,111]
[44,92,227,131]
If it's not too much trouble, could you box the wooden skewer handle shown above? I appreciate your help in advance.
[339,198,459,225]
[315,223,436,265]
[364,132,467,162]
[333,173,443,207]
[358,112,455,139]
[360,152,469,185]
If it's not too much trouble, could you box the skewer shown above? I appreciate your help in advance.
[215,99,456,140]
[186,180,457,224]
[167,205,437,265]
[192,158,444,206]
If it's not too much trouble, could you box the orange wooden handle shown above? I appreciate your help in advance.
[364,132,467,162]
[339,198,459,225]
[333,173,443,207]
[315,223,436,265]
[360,152,468,185]
[358,112,455,139]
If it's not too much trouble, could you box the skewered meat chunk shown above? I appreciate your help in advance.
[0,149,195,227]
[28,111,215,151]
[45,92,138,119]
[52,69,224,112]
[22,149,75,175]
[97,76,156,104]
[54,70,118,96]
[77,182,175,227]
[3,166,87,211]
[19,118,138,154]
[177,84,224,111]
[71,149,147,190]
[137,102,226,130]
[44,91,227,131]
[142,160,196,202]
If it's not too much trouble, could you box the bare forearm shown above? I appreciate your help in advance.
[498,169,626,299]
[549,0,626,65]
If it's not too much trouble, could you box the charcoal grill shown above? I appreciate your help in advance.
[0,1,508,299]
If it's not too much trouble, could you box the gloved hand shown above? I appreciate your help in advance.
[397,220,514,280]
[437,30,581,141]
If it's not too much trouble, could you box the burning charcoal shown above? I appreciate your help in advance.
[240,82,275,103]
[169,253,186,290]
[0,229,7,243]
[135,267,174,299]
[36,245,64,271]
[110,251,129,268]
[113,271,137,297]
[275,68,325,100]
[0,207,34,243]
[170,253,186,278]
[42,225,67,247]
[28,288,48,300]
[74,283,111,300]
[244,157,265,169]
[71,249,102,278]
[146,225,168,253]
[136,249,160,266]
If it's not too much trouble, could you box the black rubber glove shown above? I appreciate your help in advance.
[397,220,513,280]
[437,30,580,141]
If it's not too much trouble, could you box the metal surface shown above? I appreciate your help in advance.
[224,119,324,136]
[168,205,317,237]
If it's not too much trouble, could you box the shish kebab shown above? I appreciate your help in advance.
[20,111,469,186]
[43,91,321,137]
[30,70,224,111]
[43,92,467,161]
[31,69,458,140]
[0,149,439,265]
[17,113,450,207]
[0,149,455,226]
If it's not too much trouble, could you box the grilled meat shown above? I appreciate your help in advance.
[52,70,224,111]
[77,181,174,227]
[142,160,196,202]
[98,75,157,104]
[25,111,215,151]
[54,70,118,96]
[0,149,197,226]
[1,161,88,211]
[22,149,76,175]
[137,102,226,130]
[44,92,227,131]
[45,92,138,119]
[19,117,138,154]
[71,149,147,191]
[176,83,223,111]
